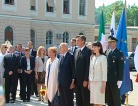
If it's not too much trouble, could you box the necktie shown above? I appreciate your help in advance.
[72,47,74,53]
[77,50,82,59]
[10,54,13,60]
[60,56,64,65]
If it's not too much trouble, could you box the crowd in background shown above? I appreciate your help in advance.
[0,35,125,106]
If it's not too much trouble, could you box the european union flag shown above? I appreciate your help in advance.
[116,9,131,96]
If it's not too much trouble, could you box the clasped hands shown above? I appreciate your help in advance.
[25,70,32,74]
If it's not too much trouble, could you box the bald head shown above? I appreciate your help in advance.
[60,43,68,54]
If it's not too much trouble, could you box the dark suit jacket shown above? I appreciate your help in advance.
[58,52,75,87]
[106,48,124,83]
[14,51,25,69]
[74,46,91,86]
[21,56,35,75]
[3,53,20,75]
[30,49,37,58]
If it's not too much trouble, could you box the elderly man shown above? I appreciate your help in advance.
[4,45,19,103]
[58,43,75,106]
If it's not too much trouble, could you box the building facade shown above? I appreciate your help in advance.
[0,0,95,49]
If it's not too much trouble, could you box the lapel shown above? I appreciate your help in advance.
[61,52,69,66]
[75,48,80,62]
[24,56,27,69]
[77,46,86,61]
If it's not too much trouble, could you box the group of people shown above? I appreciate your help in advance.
[0,35,125,106]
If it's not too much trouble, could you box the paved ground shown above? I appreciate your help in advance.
[4,70,138,106]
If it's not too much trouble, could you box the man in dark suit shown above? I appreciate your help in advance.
[27,41,38,97]
[58,43,75,106]
[74,35,91,106]
[3,45,19,103]
[70,38,78,54]
[14,44,25,99]
[106,36,124,106]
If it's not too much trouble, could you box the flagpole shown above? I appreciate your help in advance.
[125,0,129,106]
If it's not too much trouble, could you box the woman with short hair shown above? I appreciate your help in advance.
[45,47,59,106]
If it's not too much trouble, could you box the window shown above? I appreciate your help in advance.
[63,0,69,14]
[5,26,13,45]
[132,38,137,51]
[5,0,14,5]
[79,0,85,16]
[94,36,98,41]
[46,0,54,12]
[47,3,54,12]
[63,32,69,44]
[30,0,36,10]
[30,29,36,48]
[79,32,84,35]
[46,31,53,49]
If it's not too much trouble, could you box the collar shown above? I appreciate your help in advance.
[63,52,67,57]
[110,48,116,52]
[80,45,85,51]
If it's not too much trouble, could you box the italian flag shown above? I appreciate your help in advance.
[98,11,107,52]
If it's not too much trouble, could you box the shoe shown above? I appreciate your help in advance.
[27,100,30,102]
[11,100,15,103]
[6,101,9,103]
[38,99,41,101]
[23,100,26,102]
[36,95,39,97]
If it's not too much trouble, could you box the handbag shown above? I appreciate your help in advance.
[51,91,60,106]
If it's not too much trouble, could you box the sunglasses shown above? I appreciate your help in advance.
[5,47,8,48]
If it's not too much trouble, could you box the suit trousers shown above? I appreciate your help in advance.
[31,72,38,96]
[5,73,18,102]
[75,83,92,106]
[106,82,121,106]
[59,85,74,106]
[18,73,23,98]
[22,74,33,100]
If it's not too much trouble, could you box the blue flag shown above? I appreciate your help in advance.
[116,9,131,96]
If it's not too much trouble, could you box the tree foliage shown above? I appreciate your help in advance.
[95,1,138,26]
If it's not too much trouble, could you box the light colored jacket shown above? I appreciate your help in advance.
[89,55,107,81]
[35,56,48,72]
[45,57,59,102]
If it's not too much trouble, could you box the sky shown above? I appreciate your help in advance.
[95,0,138,8]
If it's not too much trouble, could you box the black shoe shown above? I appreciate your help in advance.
[23,100,26,102]
[11,100,15,103]
[27,100,30,102]
[6,101,9,103]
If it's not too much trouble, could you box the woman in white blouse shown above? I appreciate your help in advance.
[35,46,48,101]
[0,44,8,84]
[88,42,107,106]
[45,47,59,106]
[21,47,35,102]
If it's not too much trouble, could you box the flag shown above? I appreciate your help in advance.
[134,43,138,72]
[116,9,131,96]
[110,11,116,37]
[98,11,107,52]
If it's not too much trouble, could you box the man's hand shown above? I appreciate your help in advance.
[83,81,88,87]
[18,69,21,73]
[9,71,13,75]
[27,70,32,74]
[70,80,75,89]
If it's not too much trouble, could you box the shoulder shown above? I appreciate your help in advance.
[115,49,123,55]
[100,55,107,60]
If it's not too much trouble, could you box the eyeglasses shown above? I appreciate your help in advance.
[5,47,8,48]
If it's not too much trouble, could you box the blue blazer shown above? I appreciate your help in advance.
[58,52,75,87]
[21,56,35,74]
